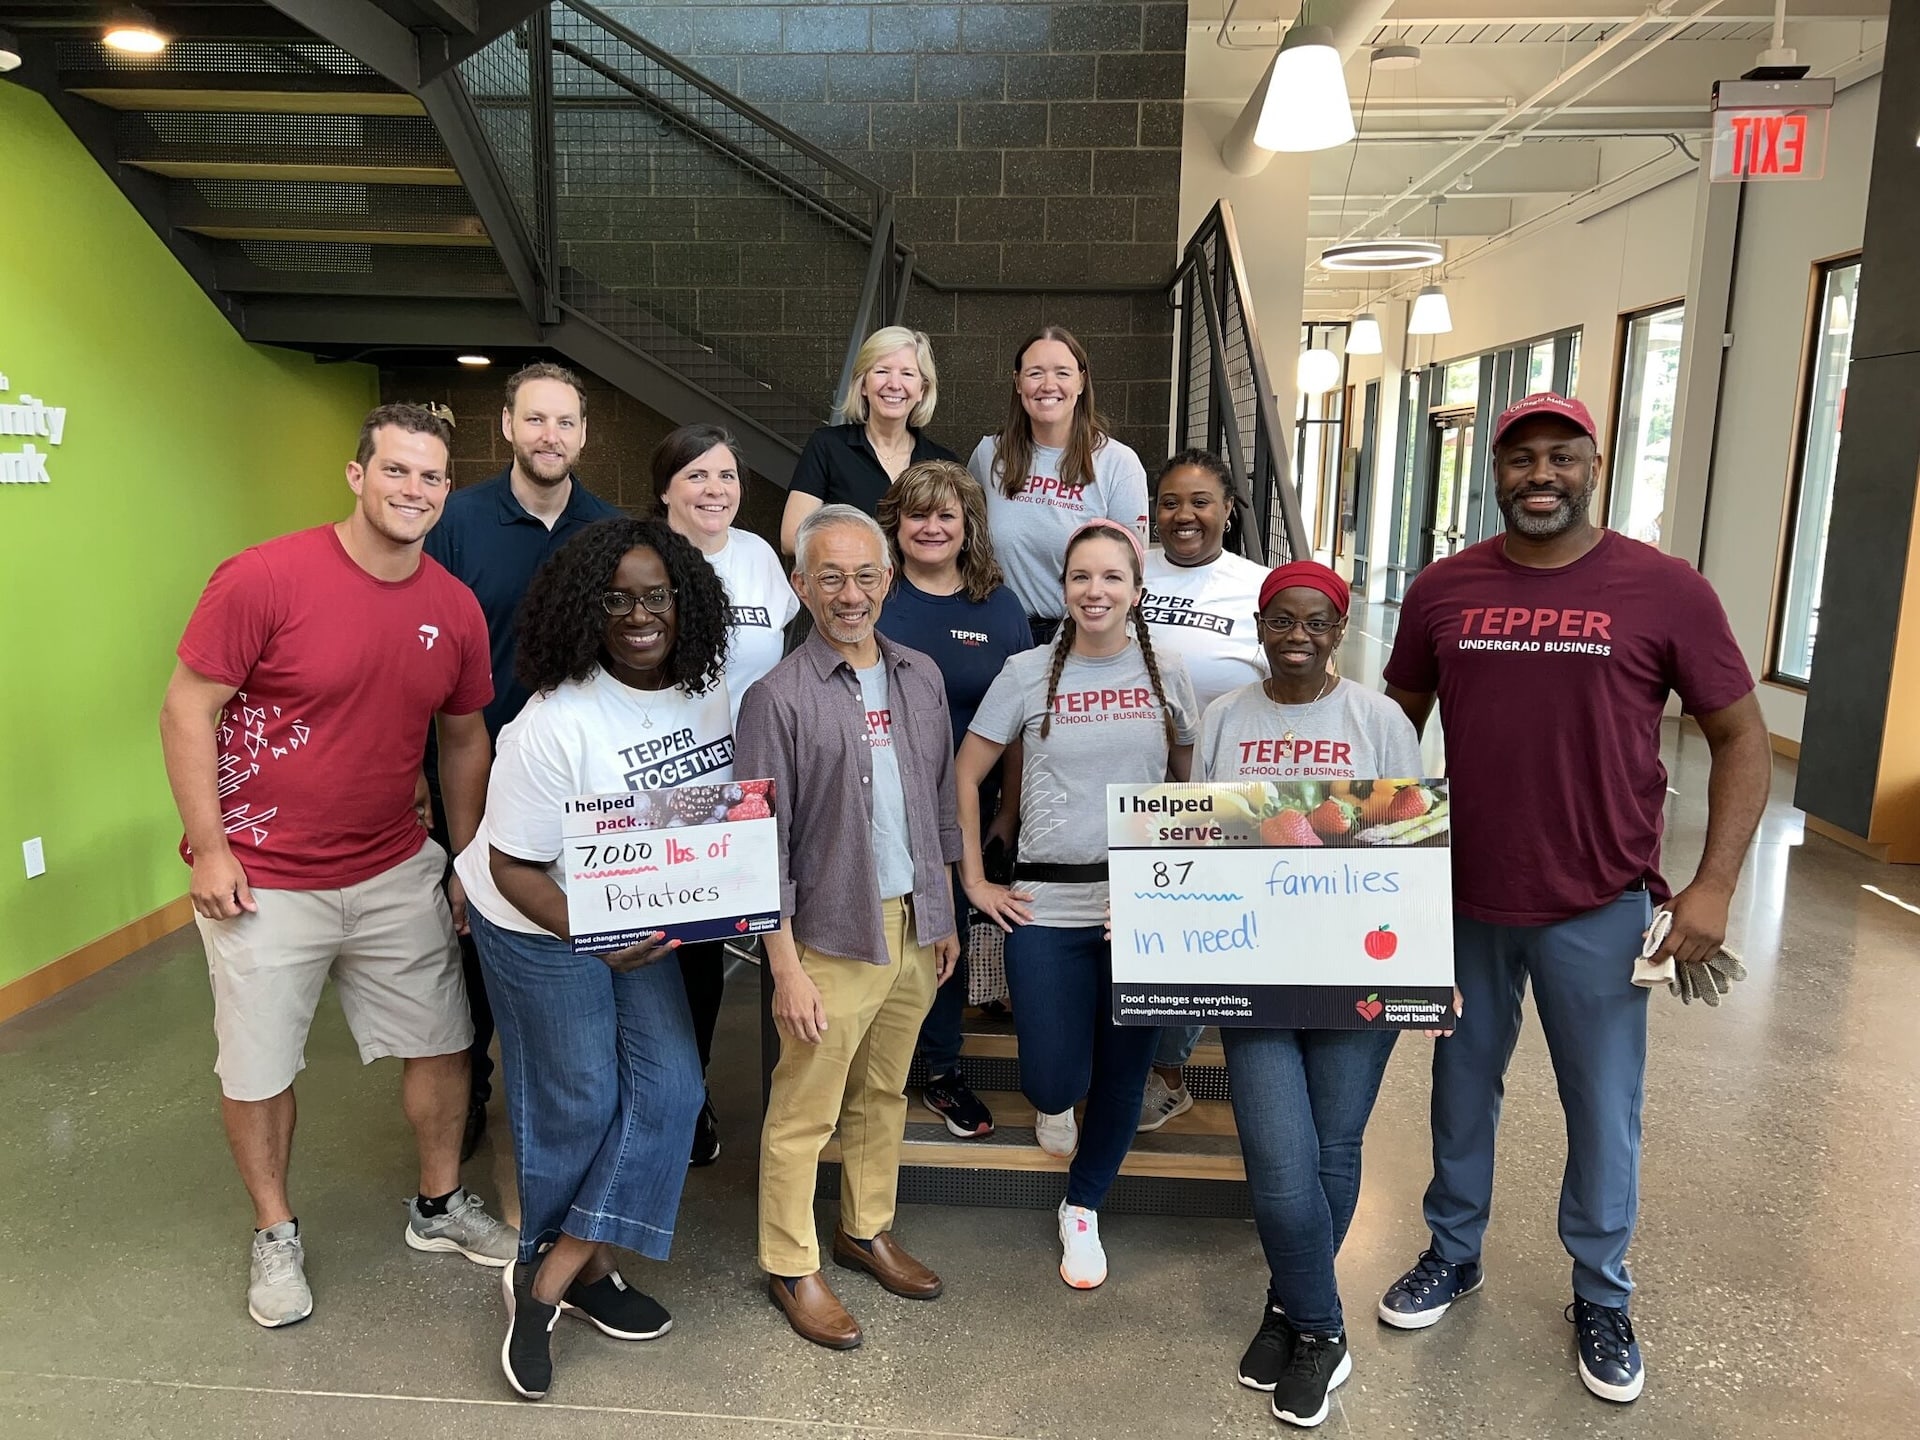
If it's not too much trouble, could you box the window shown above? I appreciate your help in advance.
[1442,359,1479,406]
[1772,258,1860,685]
[1607,303,1686,546]
[1526,338,1557,394]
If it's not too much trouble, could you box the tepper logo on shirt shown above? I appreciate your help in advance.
[729,605,772,629]
[865,708,894,747]
[417,624,440,651]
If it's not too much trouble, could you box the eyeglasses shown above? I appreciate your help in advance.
[808,567,889,595]
[600,587,676,617]
[1257,615,1342,638]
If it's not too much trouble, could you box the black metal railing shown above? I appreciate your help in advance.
[1172,201,1308,566]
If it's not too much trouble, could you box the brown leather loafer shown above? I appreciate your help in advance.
[832,1229,944,1300]
[768,1271,862,1349]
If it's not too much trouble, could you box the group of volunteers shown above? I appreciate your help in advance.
[161,325,1772,1428]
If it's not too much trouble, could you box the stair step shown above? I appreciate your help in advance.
[182,221,491,247]
[824,1134,1245,1182]
[129,159,462,186]
[72,86,425,117]
[955,1028,1225,1070]
[911,1091,1238,1139]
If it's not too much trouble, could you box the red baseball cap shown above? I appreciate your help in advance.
[1492,391,1597,446]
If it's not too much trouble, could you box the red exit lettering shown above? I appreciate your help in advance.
[1727,112,1808,177]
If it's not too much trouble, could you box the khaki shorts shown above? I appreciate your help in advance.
[197,839,472,1102]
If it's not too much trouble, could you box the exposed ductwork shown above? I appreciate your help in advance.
[1218,1,1398,176]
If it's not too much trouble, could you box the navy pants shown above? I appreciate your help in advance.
[1223,1026,1399,1334]
[1425,889,1652,1307]
[1004,923,1158,1209]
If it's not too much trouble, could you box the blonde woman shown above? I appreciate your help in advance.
[780,326,957,555]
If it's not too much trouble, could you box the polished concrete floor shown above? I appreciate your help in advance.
[4,608,1918,1438]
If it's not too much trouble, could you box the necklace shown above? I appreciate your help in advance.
[1263,672,1337,741]
[867,426,913,466]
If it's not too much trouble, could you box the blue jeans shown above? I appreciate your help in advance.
[1222,1026,1399,1334]
[1154,1024,1205,1069]
[915,872,967,1074]
[470,910,705,1265]
[1004,923,1159,1209]
[1425,889,1652,1307]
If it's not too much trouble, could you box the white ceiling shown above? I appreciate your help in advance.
[1181,1,1890,315]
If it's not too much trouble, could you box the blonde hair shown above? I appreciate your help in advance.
[877,460,1007,604]
[840,326,938,429]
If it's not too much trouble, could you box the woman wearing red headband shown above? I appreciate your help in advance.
[1196,559,1428,1430]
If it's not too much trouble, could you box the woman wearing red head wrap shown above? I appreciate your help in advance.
[1195,558,1435,1429]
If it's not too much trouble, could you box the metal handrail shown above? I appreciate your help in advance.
[559,0,885,211]
[833,201,897,422]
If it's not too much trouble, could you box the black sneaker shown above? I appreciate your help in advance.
[1237,1303,1295,1391]
[921,1069,995,1138]
[689,1097,720,1167]
[563,1270,673,1341]
[460,1099,488,1163]
[1568,1297,1644,1402]
[501,1261,560,1400]
[1270,1331,1352,1428]
[1378,1249,1484,1329]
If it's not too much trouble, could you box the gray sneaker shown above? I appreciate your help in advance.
[1137,1071,1193,1132]
[248,1221,314,1329]
[405,1189,518,1267]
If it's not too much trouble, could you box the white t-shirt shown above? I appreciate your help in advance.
[456,666,735,936]
[1141,548,1270,711]
[856,661,916,900]
[969,434,1150,619]
[705,527,799,726]
[970,642,1199,926]
[1197,678,1422,783]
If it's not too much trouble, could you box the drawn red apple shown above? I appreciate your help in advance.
[1364,925,1398,961]
[1355,994,1384,1022]
[735,917,751,933]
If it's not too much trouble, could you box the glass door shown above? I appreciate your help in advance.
[1425,409,1476,562]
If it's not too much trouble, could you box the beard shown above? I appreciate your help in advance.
[514,441,572,487]
[1498,473,1596,539]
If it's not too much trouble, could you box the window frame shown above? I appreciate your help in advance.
[1765,251,1863,690]
[1603,296,1687,544]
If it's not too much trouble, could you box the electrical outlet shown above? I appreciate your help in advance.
[23,837,45,878]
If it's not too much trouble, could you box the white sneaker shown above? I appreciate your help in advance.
[1137,1071,1193,1132]
[248,1221,313,1329]
[1034,1107,1079,1157]
[1058,1201,1107,1289]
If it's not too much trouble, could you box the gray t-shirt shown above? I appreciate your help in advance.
[970,643,1199,925]
[1197,677,1422,783]
[857,661,917,900]
[970,435,1150,619]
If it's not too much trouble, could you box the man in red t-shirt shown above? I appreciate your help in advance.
[159,403,516,1330]
[1375,393,1771,1404]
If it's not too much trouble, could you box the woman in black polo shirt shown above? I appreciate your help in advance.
[779,326,957,555]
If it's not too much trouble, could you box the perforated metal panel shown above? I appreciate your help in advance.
[817,1163,1253,1219]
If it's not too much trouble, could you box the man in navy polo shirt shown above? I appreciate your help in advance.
[424,361,619,1156]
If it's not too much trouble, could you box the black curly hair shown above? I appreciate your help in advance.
[515,517,731,698]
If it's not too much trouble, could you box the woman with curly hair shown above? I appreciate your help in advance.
[957,520,1197,1291]
[875,460,1030,1139]
[454,517,731,1402]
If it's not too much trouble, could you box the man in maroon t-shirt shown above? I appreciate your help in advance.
[159,404,517,1330]
[1374,393,1770,1404]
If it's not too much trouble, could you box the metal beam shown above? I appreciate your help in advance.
[241,295,540,346]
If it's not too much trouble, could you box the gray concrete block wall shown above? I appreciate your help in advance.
[602,1,1188,466]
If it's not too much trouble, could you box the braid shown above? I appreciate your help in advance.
[1130,604,1180,750]
[1038,618,1077,740]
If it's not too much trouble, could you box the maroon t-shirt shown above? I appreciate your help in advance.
[1384,532,1753,926]
[177,525,493,889]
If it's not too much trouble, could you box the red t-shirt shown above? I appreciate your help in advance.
[177,525,493,889]
[1384,532,1753,926]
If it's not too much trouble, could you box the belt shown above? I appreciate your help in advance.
[1013,861,1109,884]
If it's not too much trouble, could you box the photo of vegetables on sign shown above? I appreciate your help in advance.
[1107,780,1454,1030]
[562,780,782,952]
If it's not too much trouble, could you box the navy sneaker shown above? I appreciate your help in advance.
[1568,1297,1644,1402]
[1377,1249,1484,1329]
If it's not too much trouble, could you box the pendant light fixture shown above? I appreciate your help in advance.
[1298,344,1342,397]
[0,27,22,72]
[1316,35,1436,271]
[1406,196,1454,336]
[1348,313,1383,355]
[1252,3,1355,154]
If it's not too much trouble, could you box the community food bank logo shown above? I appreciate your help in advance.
[0,369,70,485]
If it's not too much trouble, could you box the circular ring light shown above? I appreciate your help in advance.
[1318,239,1445,272]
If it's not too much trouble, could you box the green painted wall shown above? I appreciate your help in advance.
[0,81,378,990]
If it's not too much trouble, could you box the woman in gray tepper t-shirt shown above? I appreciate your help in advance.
[956,520,1198,1293]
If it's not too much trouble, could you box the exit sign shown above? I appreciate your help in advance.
[1710,78,1835,183]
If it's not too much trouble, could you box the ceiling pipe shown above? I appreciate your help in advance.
[1219,1,1398,176]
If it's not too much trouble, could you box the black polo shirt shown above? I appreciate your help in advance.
[789,422,959,516]
[424,465,621,741]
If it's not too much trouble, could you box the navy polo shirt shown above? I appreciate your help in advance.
[790,423,959,516]
[424,466,621,740]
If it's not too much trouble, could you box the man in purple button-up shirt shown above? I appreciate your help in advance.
[735,505,961,1350]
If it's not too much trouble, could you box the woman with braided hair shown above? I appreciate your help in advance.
[454,517,730,1401]
[956,519,1198,1290]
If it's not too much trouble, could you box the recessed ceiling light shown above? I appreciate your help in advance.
[103,7,167,55]
[457,354,491,367]
[1318,239,1445,272]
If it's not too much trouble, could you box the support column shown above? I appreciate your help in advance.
[1796,3,1920,863]
[1662,165,1740,569]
